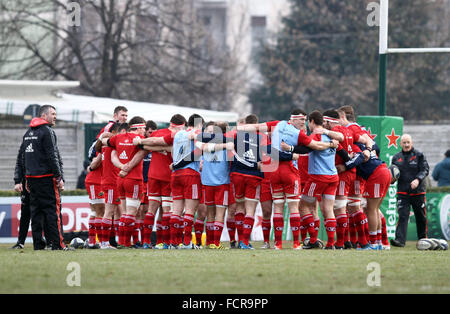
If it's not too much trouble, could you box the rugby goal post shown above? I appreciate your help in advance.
[378,0,450,116]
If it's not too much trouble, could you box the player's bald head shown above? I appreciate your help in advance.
[401,134,412,143]
[400,134,413,152]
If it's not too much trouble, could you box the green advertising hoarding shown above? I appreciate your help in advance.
[415,193,450,241]
[357,116,403,240]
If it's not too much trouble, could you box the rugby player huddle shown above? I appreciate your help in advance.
[84,104,393,250]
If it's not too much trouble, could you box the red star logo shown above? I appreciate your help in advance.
[385,128,400,149]
[367,127,377,140]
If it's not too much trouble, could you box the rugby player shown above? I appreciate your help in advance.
[339,142,392,250]
[101,116,147,248]
[134,114,187,248]
[85,149,104,249]
[242,109,339,249]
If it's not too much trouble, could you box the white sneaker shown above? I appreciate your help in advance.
[100,244,117,250]
[261,242,270,249]
[179,243,193,250]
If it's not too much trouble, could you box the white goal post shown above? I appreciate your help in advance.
[378,0,450,115]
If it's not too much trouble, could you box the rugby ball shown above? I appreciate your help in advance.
[438,239,449,251]
[416,238,434,250]
[429,238,442,250]
[302,237,324,249]
[389,164,400,183]
[70,237,85,249]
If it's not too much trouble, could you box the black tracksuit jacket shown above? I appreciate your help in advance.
[21,118,64,182]
[391,148,429,194]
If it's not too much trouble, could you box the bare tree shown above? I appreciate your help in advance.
[0,0,247,110]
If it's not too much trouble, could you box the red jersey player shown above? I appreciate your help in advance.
[101,116,147,248]
[84,151,104,249]
[338,105,375,248]
[95,122,122,249]
[135,114,187,249]
[238,109,338,250]
[322,109,356,249]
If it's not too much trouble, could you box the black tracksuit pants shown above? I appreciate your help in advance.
[17,189,31,245]
[17,187,48,246]
[28,177,66,250]
[395,193,427,244]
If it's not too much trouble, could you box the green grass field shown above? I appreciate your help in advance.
[1,241,449,294]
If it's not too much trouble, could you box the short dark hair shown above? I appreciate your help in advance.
[322,109,340,120]
[188,114,204,128]
[114,106,128,114]
[245,114,258,124]
[338,105,356,122]
[216,121,229,134]
[39,104,56,116]
[128,116,146,130]
[170,114,187,126]
[308,110,323,126]
[146,120,157,131]
[109,122,120,133]
[291,108,307,116]
[445,149,450,158]
[118,123,129,133]
[203,121,215,131]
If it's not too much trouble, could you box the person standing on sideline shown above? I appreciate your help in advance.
[22,105,72,250]
[432,149,450,187]
[390,134,429,247]
[11,141,46,249]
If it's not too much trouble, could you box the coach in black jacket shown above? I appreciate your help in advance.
[20,105,68,250]
[390,134,429,247]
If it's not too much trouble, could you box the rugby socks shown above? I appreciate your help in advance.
[302,214,316,243]
[156,219,163,245]
[324,218,337,248]
[132,219,142,245]
[214,221,225,246]
[122,215,136,247]
[183,214,195,245]
[313,217,321,240]
[273,213,284,247]
[169,214,182,246]
[101,218,113,245]
[162,212,171,244]
[242,215,255,246]
[336,213,348,247]
[226,217,236,242]
[352,211,368,246]
[289,213,301,246]
[143,212,155,245]
[300,216,308,242]
[262,218,271,243]
[94,218,102,243]
[343,215,350,244]
[194,219,204,246]
[348,214,357,245]
[88,216,96,245]
[234,212,245,242]
[206,221,214,246]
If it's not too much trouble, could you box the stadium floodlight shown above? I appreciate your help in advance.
[378,0,450,116]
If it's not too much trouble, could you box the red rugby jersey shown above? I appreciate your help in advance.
[148,128,173,182]
[101,145,119,186]
[108,132,144,181]
[85,153,103,185]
